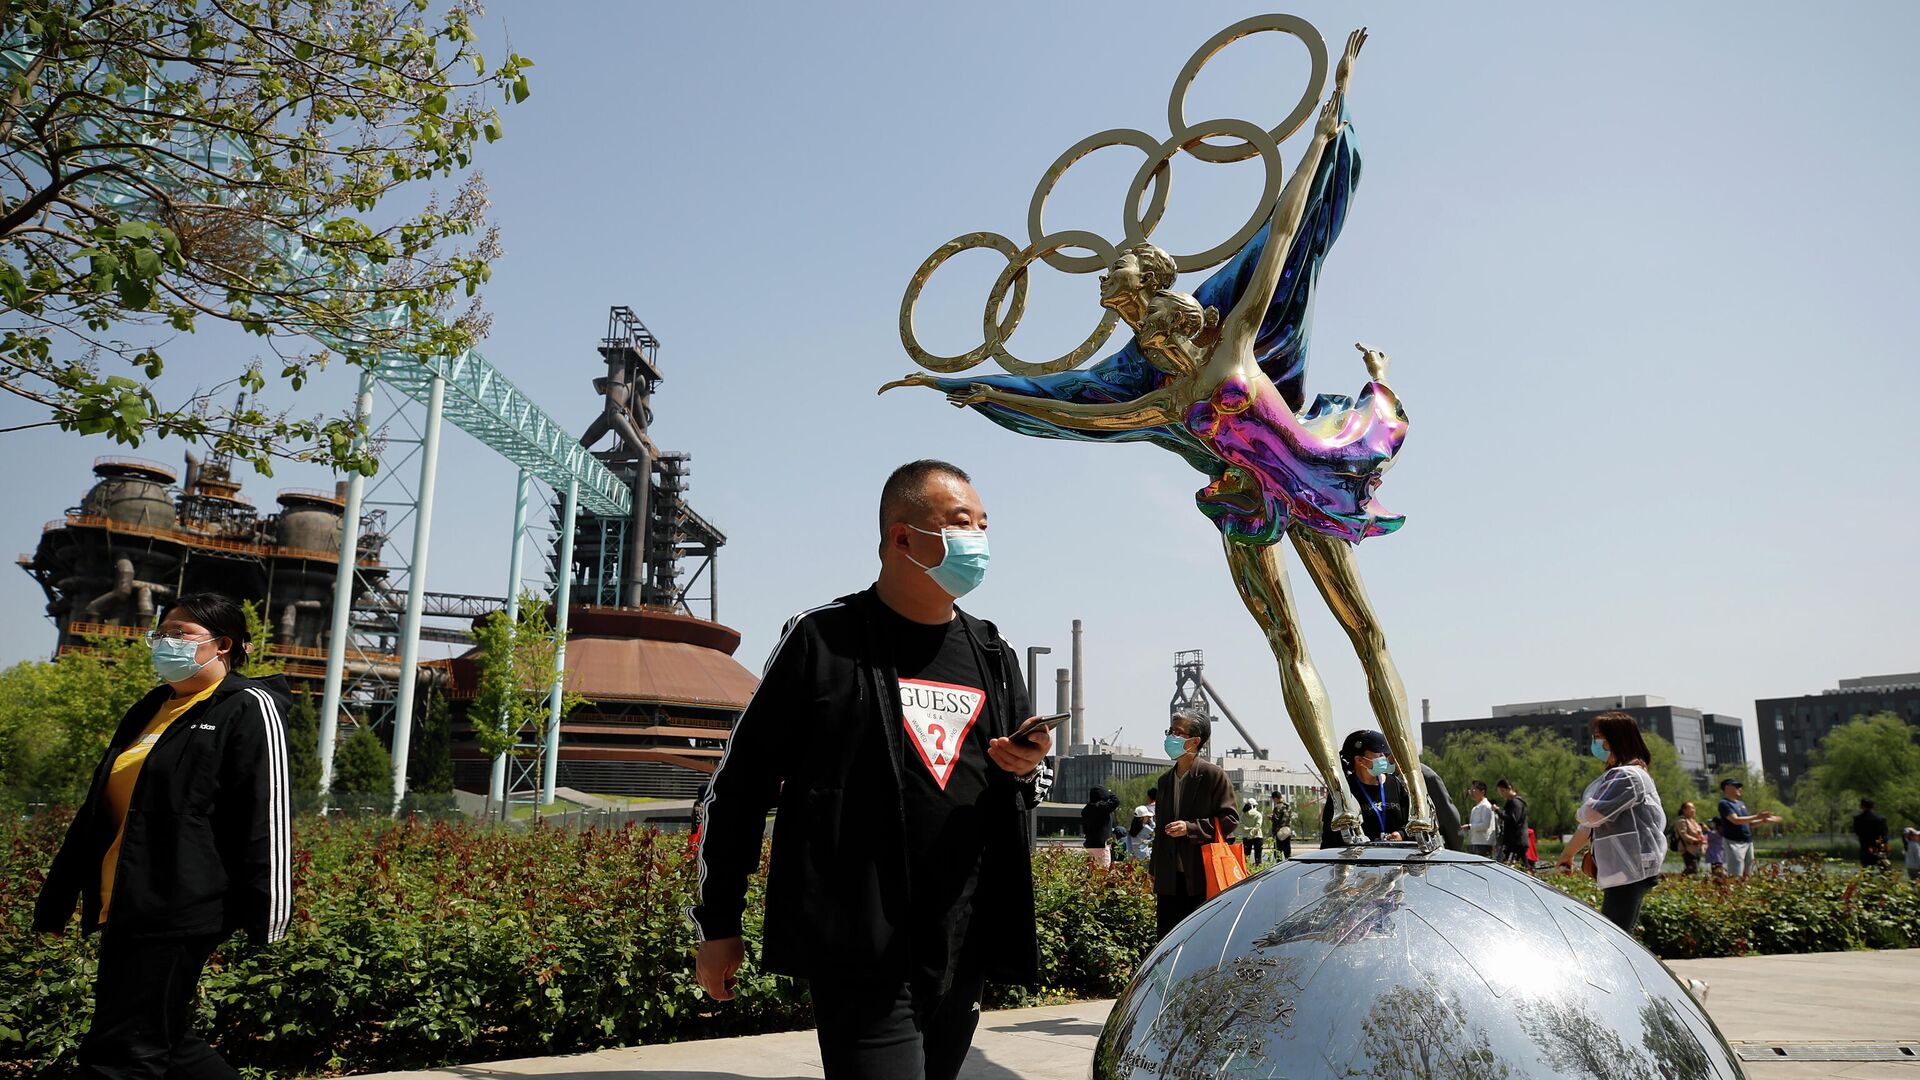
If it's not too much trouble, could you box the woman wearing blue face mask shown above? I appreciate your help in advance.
[33,592,294,1077]
[1557,711,1668,933]
[1319,729,1409,848]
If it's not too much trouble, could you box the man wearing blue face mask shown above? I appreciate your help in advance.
[692,459,1054,1080]
[1320,729,1411,848]
[1148,709,1237,940]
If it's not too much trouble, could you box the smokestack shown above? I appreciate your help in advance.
[1055,667,1070,718]
[1421,698,1431,727]
[1070,619,1084,754]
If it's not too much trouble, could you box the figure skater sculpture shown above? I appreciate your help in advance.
[883,22,1433,847]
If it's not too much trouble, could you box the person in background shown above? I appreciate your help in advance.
[1242,798,1265,865]
[1715,777,1779,879]
[1704,818,1726,876]
[691,460,1053,1080]
[1557,711,1667,934]
[1081,786,1121,869]
[1126,790,1156,862]
[1903,827,1920,882]
[33,593,294,1077]
[1854,798,1889,869]
[1150,709,1237,940]
[1418,763,1465,853]
[1464,780,1497,857]
[1268,793,1294,861]
[1675,801,1707,876]
[1495,779,1529,869]
[1320,730,1409,847]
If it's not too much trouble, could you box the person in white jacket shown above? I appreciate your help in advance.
[1557,712,1668,933]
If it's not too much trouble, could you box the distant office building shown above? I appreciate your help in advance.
[1054,748,1167,801]
[1223,759,1323,803]
[1754,673,1920,796]
[1422,694,1711,787]
[1702,713,1747,778]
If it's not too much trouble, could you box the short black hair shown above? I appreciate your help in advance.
[1495,778,1513,791]
[1469,779,1487,793]
[1862,798,1876,810]
[879,459,971,536]
[1169,708,1210,749]
[162,592,251,670]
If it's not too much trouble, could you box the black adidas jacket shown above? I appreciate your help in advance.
[690,587,1052,986]
[34,672,295,943]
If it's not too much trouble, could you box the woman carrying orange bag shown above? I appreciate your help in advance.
[1149,709,1239,940]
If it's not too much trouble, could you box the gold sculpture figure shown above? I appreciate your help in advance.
[882,22,1434,847]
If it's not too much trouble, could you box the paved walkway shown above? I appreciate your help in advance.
[361,950,1919,1079]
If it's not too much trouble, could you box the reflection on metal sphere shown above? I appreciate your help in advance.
[1094,847,1744,1079]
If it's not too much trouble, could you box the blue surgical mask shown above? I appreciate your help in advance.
[1591,739,1609,761]
[1164,735,1191,760]
[1370,757,1395,777]
[906,525,990,598]
[150,635,214,684]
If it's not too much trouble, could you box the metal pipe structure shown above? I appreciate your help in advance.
[316,368,375,795]
[1070,619,1084,753]
[1025,646,1051,712]
[1055,667,1070,716]
[489,469,532,810]
[540,476,579,806]
[388,373,446,810]
[1194,671,1266,760]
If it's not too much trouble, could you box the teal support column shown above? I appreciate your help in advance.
[540,477,578,806]
[317,368,375,797]
[489,469,532,812]
[388,373,445,812]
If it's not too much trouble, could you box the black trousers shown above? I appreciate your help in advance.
[80,932,238,1080]
[1599,875,1659,934]
[809,964,986,1080]
[1244,836,1263,864]
[1155,890,1206,941]
[1275,836,1292,860]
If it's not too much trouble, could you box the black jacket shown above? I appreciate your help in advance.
[1420,764,1465,853]
[1081,787,1120,847]
[690,588,1050,985]
[34,672,295,943]
[1149,758,1237,898]
[1320,770,1411,848]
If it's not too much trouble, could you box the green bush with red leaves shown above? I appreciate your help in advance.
[1545,859,1920,958]
[1,815,1153,1077]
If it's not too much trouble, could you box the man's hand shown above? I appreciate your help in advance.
[988,722,1051,777]
[696,937,745,1001]
[1164,820,1189,838]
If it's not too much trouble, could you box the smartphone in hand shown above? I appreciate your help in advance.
[1010,711,1070,746]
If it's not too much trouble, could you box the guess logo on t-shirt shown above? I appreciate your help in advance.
[898,678,984,789]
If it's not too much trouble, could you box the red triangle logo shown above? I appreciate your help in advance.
[899,678,985,789]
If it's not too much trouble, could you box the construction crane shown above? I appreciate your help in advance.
[1170,650,1267,760]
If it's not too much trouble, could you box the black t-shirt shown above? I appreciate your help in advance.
[1501,795,1529,848]
[878,603,993,992]
[1855,810,1888,844]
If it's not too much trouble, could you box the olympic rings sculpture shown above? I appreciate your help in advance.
[899,14,1331,376]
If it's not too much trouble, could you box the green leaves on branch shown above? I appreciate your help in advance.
[0,0,528,475]
[471,593,583,761]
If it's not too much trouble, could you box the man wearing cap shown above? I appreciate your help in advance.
[1715,777,1779,879]
[1320,730,1410,847]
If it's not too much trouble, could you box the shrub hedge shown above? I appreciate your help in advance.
[7,812,1915,1078]
[1,815,1153,1078]
[1544,859,1920,958]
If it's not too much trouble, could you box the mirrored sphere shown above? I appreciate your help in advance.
[1093,847,1745,1079]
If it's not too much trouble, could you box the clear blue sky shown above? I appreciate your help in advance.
[4,2,1916,771]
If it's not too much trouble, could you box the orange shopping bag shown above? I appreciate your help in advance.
[1202,820,1248,898]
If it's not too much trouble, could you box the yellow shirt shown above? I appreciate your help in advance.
[99,684,217,922]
